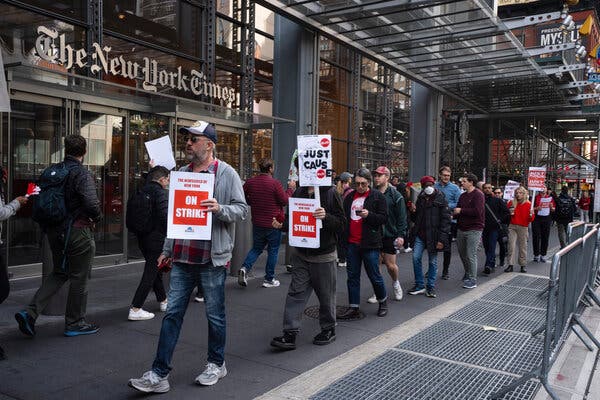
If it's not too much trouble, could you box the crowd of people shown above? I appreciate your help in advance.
[0,122,591,393]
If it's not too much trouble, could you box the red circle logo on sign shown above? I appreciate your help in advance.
[316,169,326,179]
[320,137,330,147]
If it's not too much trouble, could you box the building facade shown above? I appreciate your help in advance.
[0,0,411,270]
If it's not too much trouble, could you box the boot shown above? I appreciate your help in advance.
[338,307,361,320]
[377,300,388,317]
[520,266,527,273]
[441,266,449,280]
[504,265,514,273]
[270,331,296,350]
[313,329,336,345]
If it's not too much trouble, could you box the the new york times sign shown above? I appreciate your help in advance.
[33,26,237,103]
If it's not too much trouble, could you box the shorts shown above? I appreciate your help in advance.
[382,237,397,255]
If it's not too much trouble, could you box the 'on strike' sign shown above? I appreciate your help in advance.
[527,167,547,192]
[167,171,214,240]
[288,197,320,248]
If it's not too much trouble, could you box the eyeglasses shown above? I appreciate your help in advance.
[183,135,205,144]
[356,181,369,187]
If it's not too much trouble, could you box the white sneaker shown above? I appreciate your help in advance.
[238,267,248,287]
[262,279,280,288]
[367,294,377,304]
[129,370,170,393]
[338,261,347,267]
[128,308,155,321]
[403,247,413,253]
[194,297,204,303]
[159,301,168,312]
[393,284,403,301]
[195,362,227,386]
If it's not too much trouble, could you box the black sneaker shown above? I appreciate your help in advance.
[238,268,247,287]
[441,273,449,280]
[520,266,527,273]
[425,288,437,298]
[408,285,426,295]
[338,307,362,320]
[313,329,336,345]
[504,265,514,273]
[64,322,99,337]
[0,344,5,360]
[15,310,35,337]
[377,300,388,317]
[270,332,296,350]
[483,266,491,276]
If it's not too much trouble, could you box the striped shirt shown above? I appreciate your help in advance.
[172,161,217,266]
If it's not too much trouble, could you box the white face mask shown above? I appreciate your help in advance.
[424,186,434,195]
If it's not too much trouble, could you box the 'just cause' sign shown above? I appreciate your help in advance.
[33,26,237,104]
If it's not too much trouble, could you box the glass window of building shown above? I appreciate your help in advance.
[319,36,352,69]
[252,129,272,173]
[255,4,275,36]
[103,0,205,59]
[216,17,243,69]
[255,33,274,81]
[13,0,86,21]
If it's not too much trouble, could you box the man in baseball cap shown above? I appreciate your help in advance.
[371,166,407,302]
[179,120,217,143]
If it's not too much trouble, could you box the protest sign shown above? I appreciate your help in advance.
[144,135,176,170]
[503,180,520,201]
[288,197,320,248]
[297,135,332,187]
[167,171,214,240]
[527,167,547,192]
[288,149,298,182]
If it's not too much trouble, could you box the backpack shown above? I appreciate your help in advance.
[32,162,75,228]
[126,188,154,235]
[556,196,573,219]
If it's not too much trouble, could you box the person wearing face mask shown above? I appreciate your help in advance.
[0,165,28,360]
[408,176,451,299]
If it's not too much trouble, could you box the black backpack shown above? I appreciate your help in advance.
[126,188,154,235]
[556,196,573,219]
[32,162,75,228]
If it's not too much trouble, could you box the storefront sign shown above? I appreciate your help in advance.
[503,180,520,201]
[538,23,582,47]
[589,73,600,82]
[528,167,547,192]
[288,198,320,248]
[33,26,237,103]
[297,135,332,187]
[167,171,214,240]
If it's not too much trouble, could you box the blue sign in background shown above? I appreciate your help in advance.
[589,73,600,82]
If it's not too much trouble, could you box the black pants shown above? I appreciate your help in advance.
[443,223,458,270]
[0,244,8,305]
[497,234,507,266]
[131,237,167,309]
[532,215,552,257]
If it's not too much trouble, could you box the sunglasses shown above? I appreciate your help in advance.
[356,181,369,187]
[183,135,205,144]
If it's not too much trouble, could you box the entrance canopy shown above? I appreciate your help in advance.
[265,0,566,113]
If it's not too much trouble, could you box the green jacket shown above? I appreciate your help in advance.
[382,185,407,239]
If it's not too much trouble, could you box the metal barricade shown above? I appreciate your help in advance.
[567,220,586,244]
[491,226,600,400]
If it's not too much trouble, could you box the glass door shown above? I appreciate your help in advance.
[77,104,126,259]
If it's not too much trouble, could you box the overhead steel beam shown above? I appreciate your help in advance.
[527,42,576,57]
[364,25,507,48]
[558,81,593,89]
[306,0,448,18]
[544,63,587,75]
[388,39,513,61]
[502,11,561,29]
[402,49,523,69]
[335,16,489,37]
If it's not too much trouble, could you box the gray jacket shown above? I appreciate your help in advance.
[0,193,21,244]
[162,159,248,267]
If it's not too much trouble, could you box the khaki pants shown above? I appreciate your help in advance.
[507,224,529,267]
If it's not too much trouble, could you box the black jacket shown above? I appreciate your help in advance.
[141,181,169,245]
[64,155,102,223]
[484,194,510,232]
[555,192,576,224]
[288,186,346,256]
[343,188,387,249]
[410,189,451,253]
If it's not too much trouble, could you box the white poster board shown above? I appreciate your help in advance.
[297,135,332,187]
[503,180,520,201]
[144,135,177,170]
[167,171,214,240]
[595,179,600,213]
[288,197,320,248]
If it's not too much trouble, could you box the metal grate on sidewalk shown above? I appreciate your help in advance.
[310,350,539,400]
[448,300,546,333]
[504,275,549,291]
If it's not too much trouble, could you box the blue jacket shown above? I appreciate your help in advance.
[434,181,461,211]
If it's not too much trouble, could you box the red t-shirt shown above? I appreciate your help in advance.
[579,197,591,211]
[348,190,369,244]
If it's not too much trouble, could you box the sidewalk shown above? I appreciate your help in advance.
[1,228,596,400]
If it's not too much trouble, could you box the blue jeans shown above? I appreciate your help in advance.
[412,236,438,290]
[152,262,226,377]
[242,226,282,282]
[346,243,386,307]
[482,230,499,268]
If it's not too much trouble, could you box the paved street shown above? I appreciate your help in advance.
[0,230,584,400]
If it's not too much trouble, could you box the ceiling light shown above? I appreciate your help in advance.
[556,119,587,122]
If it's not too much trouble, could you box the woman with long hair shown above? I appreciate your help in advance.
[504,186,534,273]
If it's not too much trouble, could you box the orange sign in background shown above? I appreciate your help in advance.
[172,190,209,225]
